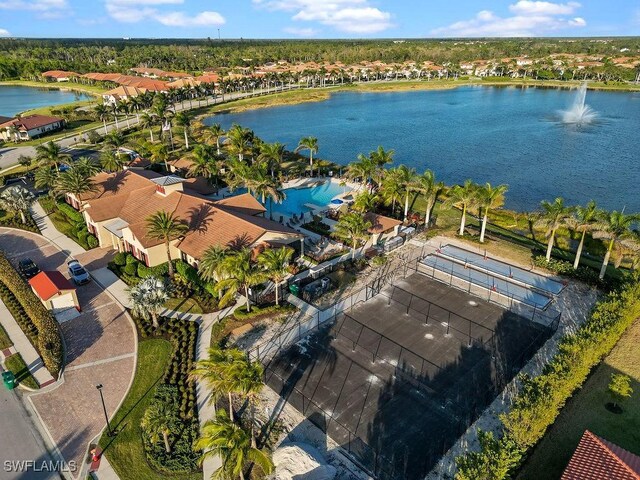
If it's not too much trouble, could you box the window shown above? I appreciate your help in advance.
[180,251,187,262]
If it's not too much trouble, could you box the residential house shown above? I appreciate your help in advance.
[42,70,79,82]
[67,170,303,268]
[561,430,640,480]
[0,115,65,142]
[102,85,147,106]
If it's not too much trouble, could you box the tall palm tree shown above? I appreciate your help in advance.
[34,167,58,191]
[228,358,264,448]
[565,200,600,269]
[225,157,256,194]
[446,180,479,236]
[295,136,318,176]
[477,183,508,243]
[175,111,191,150]
[258,247,293,306]
[369,145,394,186]
[333,212,372,259]
[395,165,417,221]
[128,276,169,329]
[214,248,267,312]
[141,399,176,453]
[53,168,96,198]
[258,142,285,178]
[94,103,109,133]
[35,141,70,170]
[148,142,170,171]
[201,123,225,155]
[380,167,405,216]
[227,124,254,162]
[593,210,640,279]
[0,186,35,224]
[187,145,217,181]
[251,165,285,217]
[139,111,156,143]
[73,157,101,177]
[536,197,573,262]
[413,169,443,228]
[195,409,273,480]
[100,150,125,172]
[347,154,376,189]
[352,191,378,214]
[104,130,125,150]
[146,210,188,279]
[199,245,228,284]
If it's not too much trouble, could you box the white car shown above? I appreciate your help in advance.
[68,260,91,285]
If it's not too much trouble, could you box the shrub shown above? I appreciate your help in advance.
[137,263,152,278]
[0,252,63,377]
[124,262,138,276]
[125,253,138,264]
[114,252,127,266]
[86,130,102,144]
[87,235,98,249]
[57,202,84,223]
[532,255,616,289]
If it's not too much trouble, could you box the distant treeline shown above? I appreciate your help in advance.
[1,37,639,80]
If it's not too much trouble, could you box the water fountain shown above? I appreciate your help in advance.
[562,82,597,125]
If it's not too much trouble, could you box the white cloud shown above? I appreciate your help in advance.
[0,27,10,36]
[431,0,587,37]
[104,0,225,27]
[283,26,319,36]
[254,0,393,34]
[0,0,66,10]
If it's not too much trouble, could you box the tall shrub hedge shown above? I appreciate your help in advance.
[455,272,640,479]
[0,252,63,377]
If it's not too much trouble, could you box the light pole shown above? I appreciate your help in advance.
[96,384,113,437]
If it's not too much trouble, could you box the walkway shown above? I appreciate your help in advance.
[30,202,86,257]
[0,299,55,388]
[0,228,136,480]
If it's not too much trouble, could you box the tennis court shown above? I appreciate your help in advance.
[420,255,553,308]
[265,274,555,480]
[437,244,565,295]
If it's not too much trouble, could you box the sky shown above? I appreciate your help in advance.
[0,0,638,39]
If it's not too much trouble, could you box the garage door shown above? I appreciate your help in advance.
[51,293,76,311]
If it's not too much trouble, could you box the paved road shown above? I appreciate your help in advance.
[0,85,303,170]
[0,387,59,480]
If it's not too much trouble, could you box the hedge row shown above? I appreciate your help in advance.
[532,255,619,290]
[57,202,84,223]
[455,273,640,479]
[0,252,63,377]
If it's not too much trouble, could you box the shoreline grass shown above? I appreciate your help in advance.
[0,80,105,97]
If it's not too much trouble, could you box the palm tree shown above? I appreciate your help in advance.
[593,210,640,279]
[565,200,600,269]
[369,145,394,186]
[352,191,378,214]
[477,183,508,243]
[148,142,170,171]
[395,165,417,221]
[258,247,293,306]
[34,167,58,191]
[225,157,255,194]
[175,111,191,150]
[35,141,70,170]
[187,145,217,181]
[347,154,376,189]
[195,409,273,480]
[139,111,156,143]
[100,150,125,172]
[536,197,573,262]
[380,167,406,216]
[251,165,285,217]
[446,180,479,236]
[295,136,318,176]
[73,156,101,177]
[53,168,96,198]
[141,399,176,453]
[214,248,267,312]
[0,186,35,224]
[333,212,372,259]
[94,103,109,133]
[202,123,224,155]
[199,245,228,284]
[227,124,254,162]
[258,142,285,178]
[104,130,125,150]
[128,276,169,329]
[228,358,264,448]
[413,170,443,228]
[146,210,188,279]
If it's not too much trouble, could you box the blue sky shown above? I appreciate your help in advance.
[0,0,638,39]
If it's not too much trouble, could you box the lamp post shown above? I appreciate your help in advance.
[96,384,113,437]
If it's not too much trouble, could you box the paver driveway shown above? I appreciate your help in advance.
[0,228,136,478]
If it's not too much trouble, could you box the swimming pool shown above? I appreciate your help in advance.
[436,245,565,295]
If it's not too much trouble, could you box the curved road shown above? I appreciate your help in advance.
[0,228,136,479]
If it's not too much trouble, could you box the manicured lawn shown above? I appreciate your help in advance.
[163,297,204,315]
[0,323,13,350]
[517,318,640,480]
[0,80,106,96]
[99,338,199,480]
[4,353,39,389]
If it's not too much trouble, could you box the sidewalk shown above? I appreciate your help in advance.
[30,202,86,258]
[0,299,55,387]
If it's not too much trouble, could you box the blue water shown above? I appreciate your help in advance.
[234,180,348,217]
[438,244,564,295]
[0,85,91,117]
[206,86,640,212]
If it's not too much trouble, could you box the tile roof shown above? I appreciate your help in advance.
[0,114,64,131]
[170,157,195,171]
[82,170,300,257]
[364,212,402,234]
[103,85,147,98]
[29,271,75,301]
[42,70,79,78]
[562,431,640,480]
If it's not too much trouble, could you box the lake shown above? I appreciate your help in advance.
[0,85,92,117]
[206,86,640,212]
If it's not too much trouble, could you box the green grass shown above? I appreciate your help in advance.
[0,323,13,350]
[99,338,199,480]
[0,79,106,96]
[41,200,92,250]
[163,297,204,315]
[517,318,640,480]
[4,353,39,389]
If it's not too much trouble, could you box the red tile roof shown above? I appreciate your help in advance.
[42,70,79,78]
[0,114,64,131]
[29,271,75,301]
[364,212,402,234]
[562,431,640,480]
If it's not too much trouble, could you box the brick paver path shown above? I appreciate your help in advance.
[0,228,136,478]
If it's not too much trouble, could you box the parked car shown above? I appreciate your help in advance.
[18,258,40,279]
[67,260,90,285]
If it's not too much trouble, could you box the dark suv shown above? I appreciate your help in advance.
[18,258,40,279]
